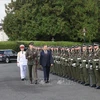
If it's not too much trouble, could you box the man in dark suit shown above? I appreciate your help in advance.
[40,45,54,83]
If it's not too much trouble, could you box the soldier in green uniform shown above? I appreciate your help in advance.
[26,42,38,84]
[60,47,66,77]
[64,48,69,78]
[79,46,85,84]
[36,47,42,70]
[54,47,59,75]
[66,48,72,79]
[68,47,74,80]
[93,44,100,89]
[89,45,96,87]
[71,46,77,81]
[59,48,63,76]
[63,47,69,78]
[50,47,54,73]
[52,47,57,75]
[75,46,81,82]
[82,45,90,86]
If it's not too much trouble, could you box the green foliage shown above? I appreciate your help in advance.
[0,41,17,51]
[3,0,100,42]
[0,41,81,52]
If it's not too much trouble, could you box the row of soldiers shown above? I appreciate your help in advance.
[35,43,100,89]
[50,44,100,89]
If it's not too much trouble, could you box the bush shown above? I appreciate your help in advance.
[0,41,17,51]
[17,41,82,46]
[0,41,82,52]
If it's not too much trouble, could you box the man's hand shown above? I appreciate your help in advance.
[51,64,53,67]
[28,56,30,58]
[27,56,31,59]
[17,62,20,67]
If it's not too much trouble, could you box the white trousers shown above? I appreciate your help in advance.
[19,65,27,79]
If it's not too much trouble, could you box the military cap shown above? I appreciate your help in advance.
[29,42,34,46]
[20,44,25,48]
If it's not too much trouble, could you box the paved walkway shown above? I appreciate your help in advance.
[0,63,100,100]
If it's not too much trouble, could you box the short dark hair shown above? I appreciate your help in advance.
[29,42,34,46]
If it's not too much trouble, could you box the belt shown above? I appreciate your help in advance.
[93,59,99,61]
[86,64,88,68]
[96,65,99,70]
[77,58,81,60]
[54,56,57,58]
[80,64,82,68]
[88,60,91,62]
[65,59,68,62]
[54,60,56,63]
[82,60,86,62]
[72,63,76,67]
[61,57,65,60]
[96,65,99,69]
[90,65,93,70]
[56,61,61,64]
[68,58,71,60]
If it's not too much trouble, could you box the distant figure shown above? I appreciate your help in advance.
[17,44,27,81]
[51,37,54,42]
[26,42,38,84]
[40,45,54,83]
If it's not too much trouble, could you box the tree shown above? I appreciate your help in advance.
[3,0,99,42]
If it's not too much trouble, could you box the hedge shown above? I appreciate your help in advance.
[0,41,82,52]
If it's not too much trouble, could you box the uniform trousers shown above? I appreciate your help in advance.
[28,65,38,82]
[19,65,27,79]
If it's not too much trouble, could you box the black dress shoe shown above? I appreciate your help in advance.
[84,84,90,86]
[47,80,49,83]
[73,79,77,82]
[30,80,33,84]
[44,80,49,83]
[96,86,100,89]
[67,77,70,80]
[80,82,85,84]
[21,79,24,81]
[34,80,38,84]
[24,78,26,80]
[45,80,48,83]
[71,78,74,81]
[77,81,81,83]
[91,84,96,87]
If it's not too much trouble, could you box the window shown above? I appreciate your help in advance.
[6,50,13,55]
[12,50,17,54]
[0,51,4,54]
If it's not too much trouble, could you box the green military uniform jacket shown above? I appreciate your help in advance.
[26,48,38,65]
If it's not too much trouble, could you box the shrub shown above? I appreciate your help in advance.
[0,41,82,52]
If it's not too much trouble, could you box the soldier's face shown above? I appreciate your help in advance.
[29,45,33,49]
[67,49,69,52]
[94,46,99,50]
[78,47,81,50]
[89,47,92,51]
[83,47,86,51]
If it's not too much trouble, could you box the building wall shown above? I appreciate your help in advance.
[0,29,9,41]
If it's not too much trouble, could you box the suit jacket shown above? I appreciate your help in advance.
[40,50,53,67]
